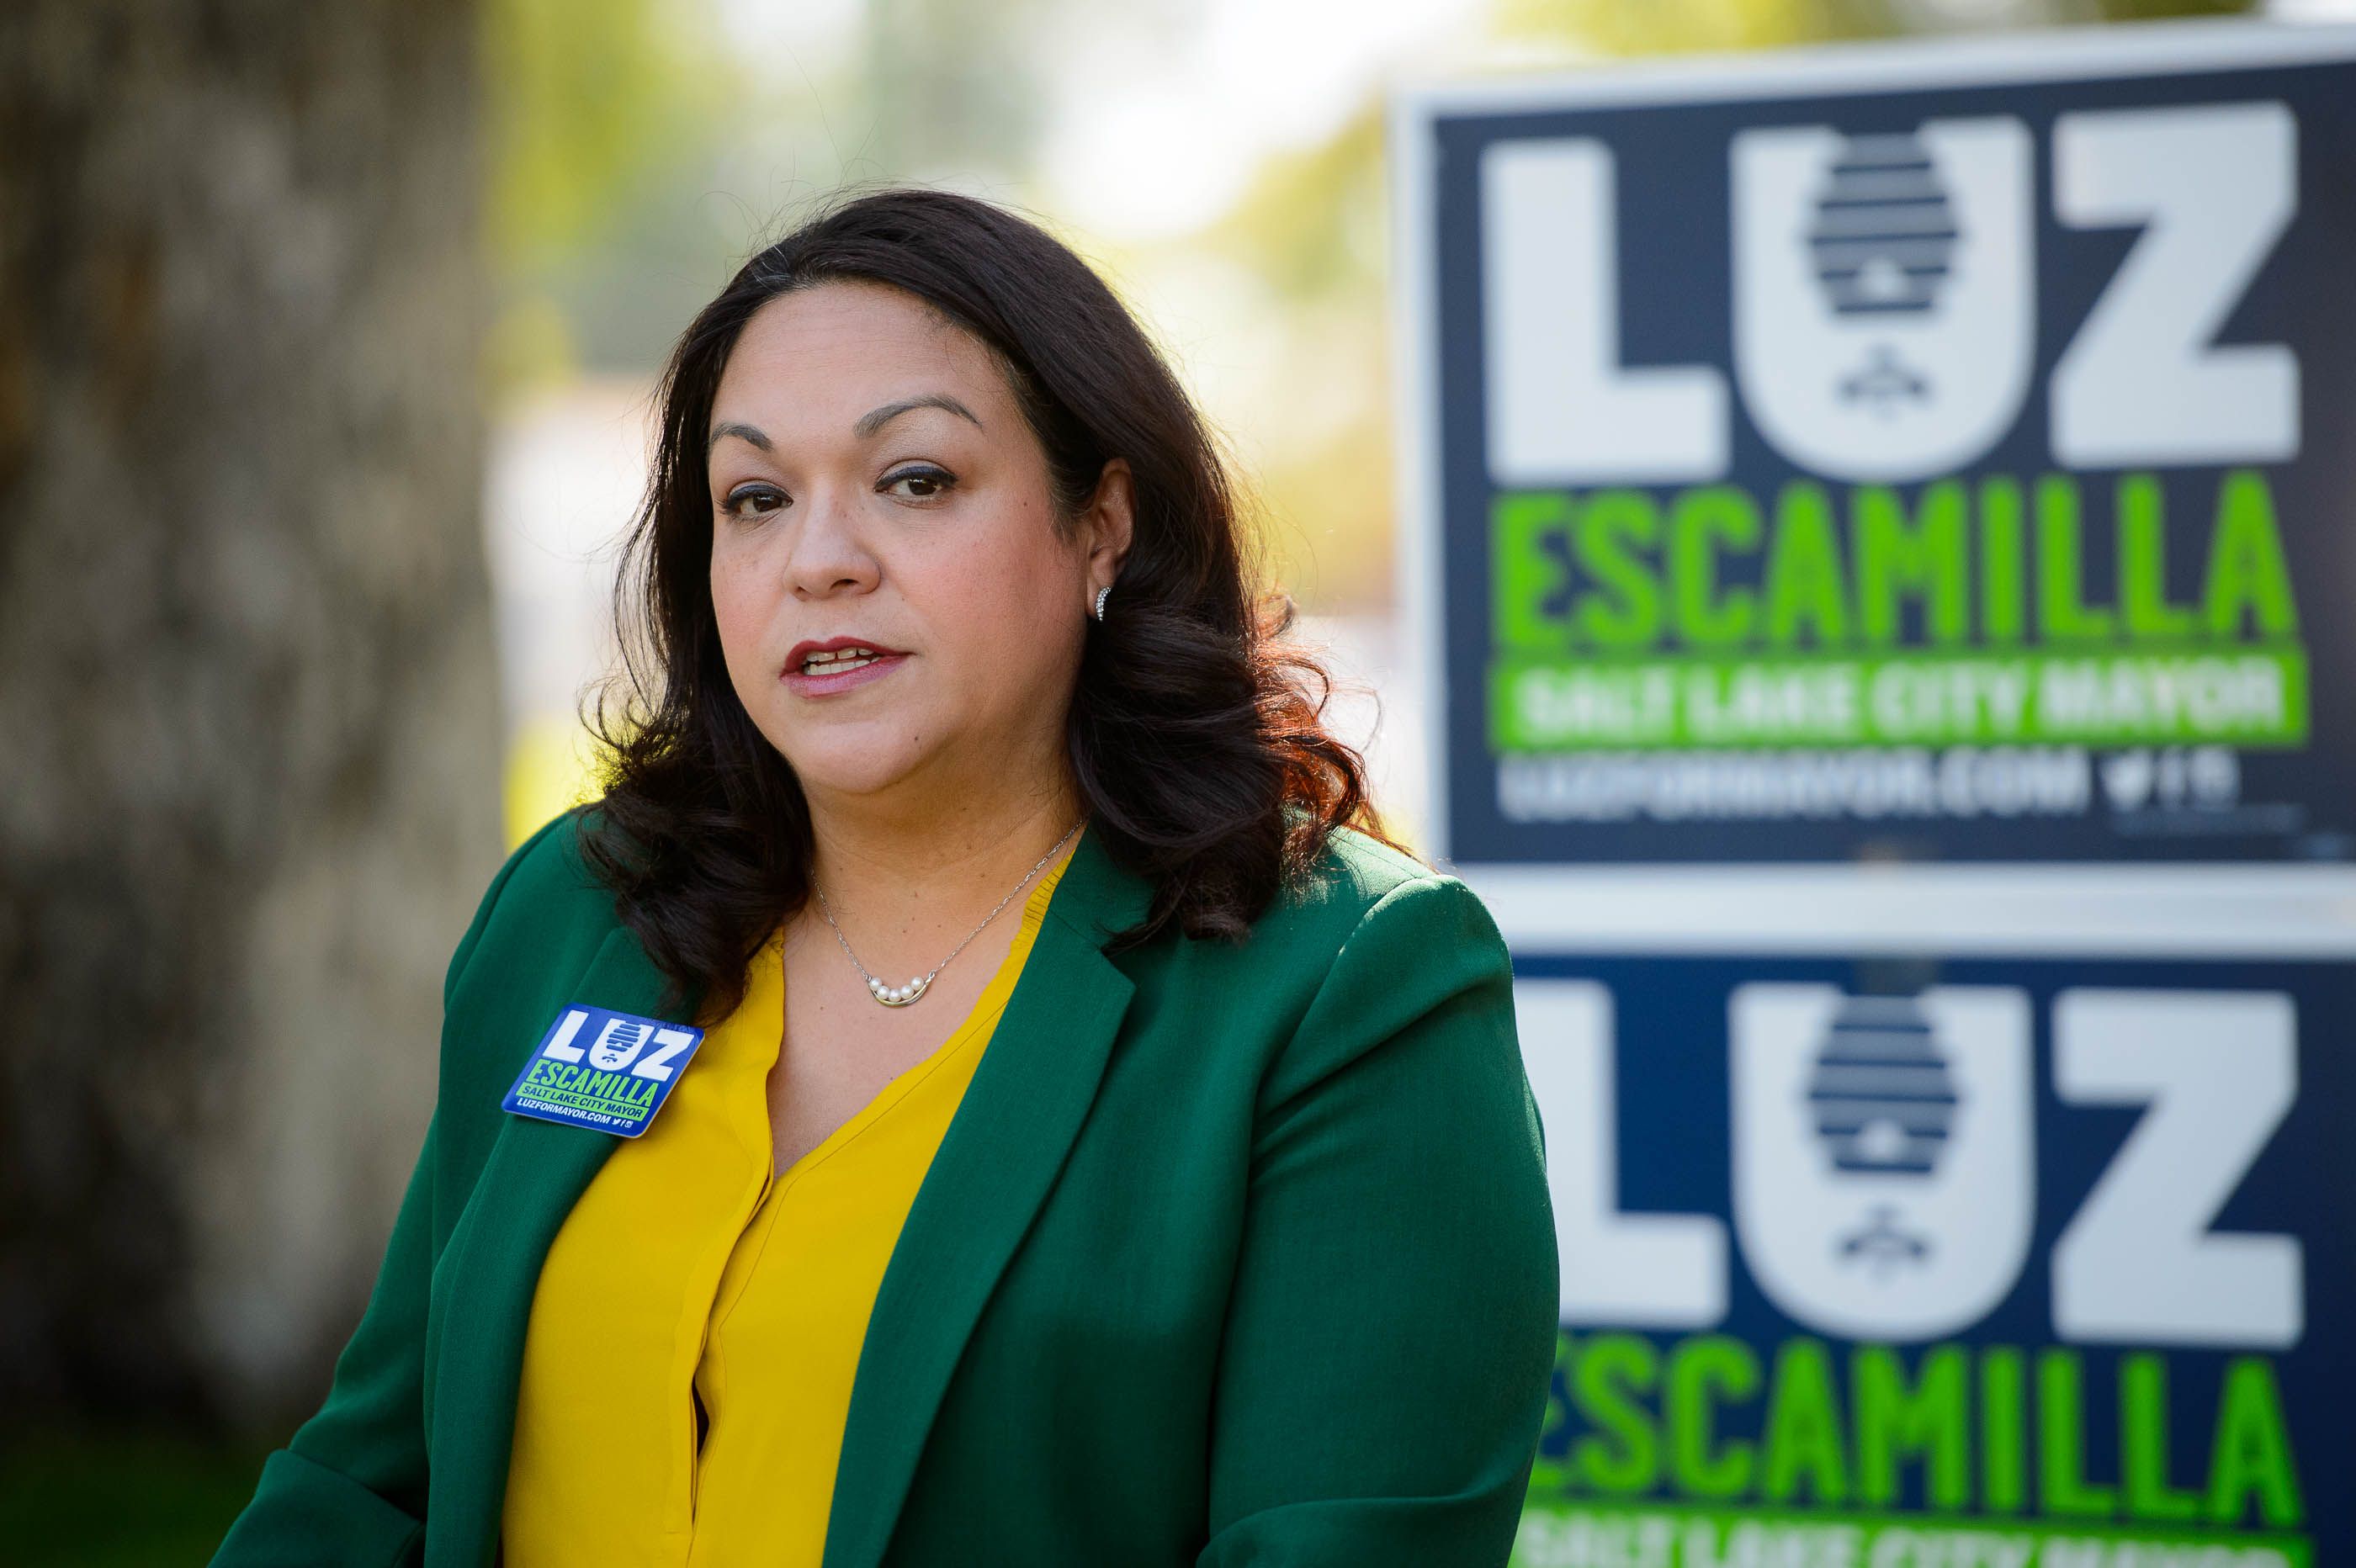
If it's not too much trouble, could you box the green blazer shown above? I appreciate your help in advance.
[210,808,1558,1568]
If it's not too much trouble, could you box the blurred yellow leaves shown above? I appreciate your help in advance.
[503,712,605,850]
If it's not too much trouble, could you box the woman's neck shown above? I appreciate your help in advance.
[800,771,1086,948]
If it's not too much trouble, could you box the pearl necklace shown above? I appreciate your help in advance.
[813,820,1084,1007]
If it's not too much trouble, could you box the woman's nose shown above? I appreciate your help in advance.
[782,485,879,599]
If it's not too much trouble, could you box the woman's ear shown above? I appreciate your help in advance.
[1085,457,1135,585]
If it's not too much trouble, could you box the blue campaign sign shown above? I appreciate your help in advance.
[1509,949,2349,1566]
[1390,21,2356,866]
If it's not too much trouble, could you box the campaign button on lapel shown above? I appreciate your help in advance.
[501,1004,707,1137]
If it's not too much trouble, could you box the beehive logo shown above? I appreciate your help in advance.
[1809,994,1958,1173]
[1733,115,2035,483]
[1805,993,1961,1276]
[1809,131,1961,321]
[1732,983,2033,1340]
[1806,130,1960,411]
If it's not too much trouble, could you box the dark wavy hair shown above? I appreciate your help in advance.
[580,184,1409,1025]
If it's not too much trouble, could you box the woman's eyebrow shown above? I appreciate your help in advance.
[707,421,773,457]
[705,395,985,458]
[854,394,984,438]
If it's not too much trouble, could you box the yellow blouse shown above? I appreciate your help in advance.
[500,847,1074,1566]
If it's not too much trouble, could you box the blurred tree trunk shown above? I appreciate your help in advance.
[0,0,502,1430]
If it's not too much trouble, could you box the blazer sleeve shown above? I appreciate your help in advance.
[209,814,568,1566]
[1196,873,1558,1568]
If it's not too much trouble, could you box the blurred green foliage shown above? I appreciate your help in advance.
[0,1428,273,1567]
[479,0,737,401]
[482,0,714,268]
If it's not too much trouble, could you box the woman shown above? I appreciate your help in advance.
[210,186,1557,1568]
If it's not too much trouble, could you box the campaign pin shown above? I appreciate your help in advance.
[501,1005,706,1137]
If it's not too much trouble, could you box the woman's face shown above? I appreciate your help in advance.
[704,278,1129,815]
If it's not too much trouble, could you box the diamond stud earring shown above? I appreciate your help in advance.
[1093,584,1111,622]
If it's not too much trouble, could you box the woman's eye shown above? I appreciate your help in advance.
[719,485,785,522]
[885,465,953,501]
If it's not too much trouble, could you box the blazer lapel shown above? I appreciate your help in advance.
[425,922,698,1568]
[821,824,1157,1568]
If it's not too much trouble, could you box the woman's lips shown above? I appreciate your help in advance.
[782,652,909,697]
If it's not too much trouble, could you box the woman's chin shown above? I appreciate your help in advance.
[780,745,931,805]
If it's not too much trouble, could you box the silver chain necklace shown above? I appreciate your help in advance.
[814,820,1084,1007]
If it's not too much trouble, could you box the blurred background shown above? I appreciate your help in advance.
[1,0,2343,1560]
